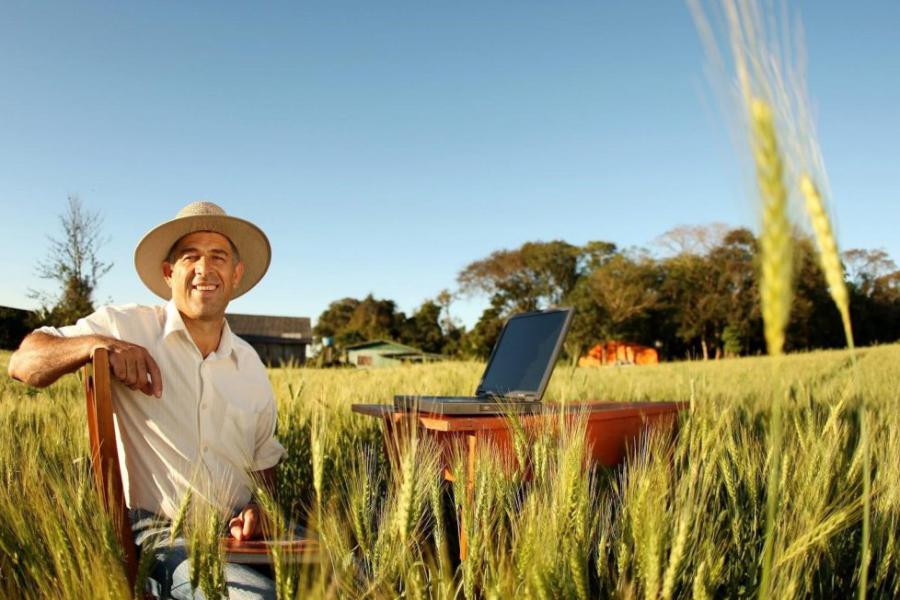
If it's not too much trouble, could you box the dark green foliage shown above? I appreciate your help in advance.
[314,295,465,357]
[457,239,586,314]
[313,295,403,351]
[722,325,743,357]
[461,295,506,359]
[842,248,900,345]
[400,300,446,354]
[458,227,900,360]
[0,306,33,350]
[313,227,900,362]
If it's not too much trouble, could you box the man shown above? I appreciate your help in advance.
[8,201,284,599]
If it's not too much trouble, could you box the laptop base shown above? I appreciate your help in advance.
[393,395,544,416]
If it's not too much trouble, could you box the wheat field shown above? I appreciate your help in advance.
[1,345,898,599]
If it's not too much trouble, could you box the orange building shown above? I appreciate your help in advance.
[579,341,659,367]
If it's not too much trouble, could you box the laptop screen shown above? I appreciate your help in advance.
[478,308,571,397]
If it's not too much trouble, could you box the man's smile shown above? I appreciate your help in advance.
[192,282,220,295]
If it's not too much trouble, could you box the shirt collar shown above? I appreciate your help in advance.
[217,319,240,367]
[163,300,240,367]
[163,300,187,339]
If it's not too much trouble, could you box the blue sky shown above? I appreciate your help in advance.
[1,1,897,328]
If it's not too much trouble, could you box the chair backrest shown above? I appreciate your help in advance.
[83,348,139,587]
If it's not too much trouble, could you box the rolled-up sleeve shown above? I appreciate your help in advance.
[252,388,286,472]
[35,307,116,339]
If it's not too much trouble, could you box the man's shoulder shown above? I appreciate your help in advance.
[92,303,167,336]
[97,303,163,317]
[95,303,165,325]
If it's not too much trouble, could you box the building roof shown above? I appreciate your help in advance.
[344,339,423,353]
[345,339,445,362]
[226,313,312,343]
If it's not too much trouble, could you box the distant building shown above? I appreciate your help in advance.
[345,340,443,368]
[226,313,313,366]
[579,341,659,367]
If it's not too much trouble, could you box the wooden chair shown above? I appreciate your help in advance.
[83,348,318,591]
[82,347,140,588]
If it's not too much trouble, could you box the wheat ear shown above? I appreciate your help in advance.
[799,175,854,348]
[751,98,793,357]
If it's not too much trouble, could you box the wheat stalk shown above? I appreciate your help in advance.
[310,406,326,535]
[798,176,869,598]
[392,445,418,545]
[170,488,192,544]
[429,469,446,560]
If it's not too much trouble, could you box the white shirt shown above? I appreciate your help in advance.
[38,301,285,519]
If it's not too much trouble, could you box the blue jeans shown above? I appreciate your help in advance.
[130,509,276,600]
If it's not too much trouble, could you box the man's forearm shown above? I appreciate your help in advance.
[7,332,102,388]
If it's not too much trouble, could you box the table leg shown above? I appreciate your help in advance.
[381,416,398,469]
[459,433,477,561]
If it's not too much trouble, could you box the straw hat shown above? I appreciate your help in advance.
[134,201,271,300]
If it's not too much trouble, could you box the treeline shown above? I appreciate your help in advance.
[314,225,900,361]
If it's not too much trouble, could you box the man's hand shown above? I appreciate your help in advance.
[94,338,163,398]
[229,504,264,541]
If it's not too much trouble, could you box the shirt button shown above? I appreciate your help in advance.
[202,445,209,453]
[201,403,208,410]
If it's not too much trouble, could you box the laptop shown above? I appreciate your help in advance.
[393,307,574,415]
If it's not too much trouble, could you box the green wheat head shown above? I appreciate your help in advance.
[799,175,854,348]
[750,98,794,357]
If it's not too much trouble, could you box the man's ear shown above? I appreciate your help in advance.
[232,261,245,289]
[162,262,174,289]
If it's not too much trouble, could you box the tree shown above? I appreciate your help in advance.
[435,289,455,333]
[520,241,581,306]
[0,307,33,350]
[787,236,845,351]
[843,248,898,298]
[558,241,622,362]
[313,297,361,347]
[400,300,445,354]
[433,290,466,356]
[563,275,607,363]
[708,228,761,355]
[654,223,730,257]
[841,248,900,346]
[590,253,660,339]
[30,196,113,326]
[660,252,724,360]
[461,295,507,359]
[578,241,618,270]
[313,295,408,351]
[457,240,582,314]
[345,295,403,341]
[656,228,762,359]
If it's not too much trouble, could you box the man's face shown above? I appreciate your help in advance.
[163,231,244,322]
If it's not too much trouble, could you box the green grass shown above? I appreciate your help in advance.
[1,346,898,598]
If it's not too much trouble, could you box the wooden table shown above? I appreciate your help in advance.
[221,537,319,565]
[352,401,688,558]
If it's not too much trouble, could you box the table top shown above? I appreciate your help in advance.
[351,401,688,432]
[221,537,319,564]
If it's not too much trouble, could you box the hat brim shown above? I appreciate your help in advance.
[134,214,271,300]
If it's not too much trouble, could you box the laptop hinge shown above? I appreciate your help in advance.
[477,390,538,401]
